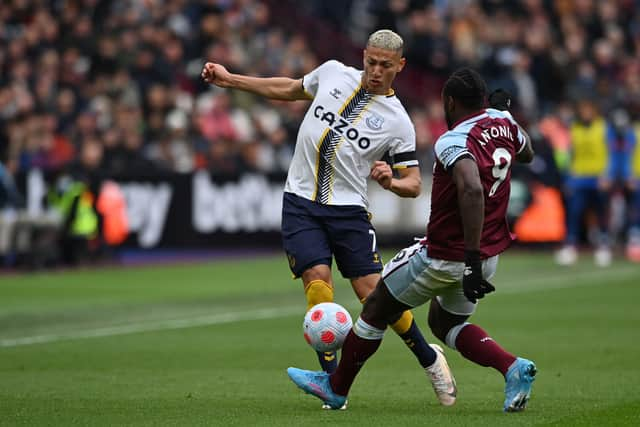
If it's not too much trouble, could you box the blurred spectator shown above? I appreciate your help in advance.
[410,99,447,168]
[47,173,99,266]
[0,161,23,209]
[0,0,314,179]
[406,6,451,75]
[68,136,105,180]
[555,98,613,267]
[0,160,23,264]
[626,120,640,262]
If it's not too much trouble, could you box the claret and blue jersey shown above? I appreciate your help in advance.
[426,108,527,261]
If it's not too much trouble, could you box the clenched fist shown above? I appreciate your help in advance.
[201,62,233,87]
[370,161,393,190]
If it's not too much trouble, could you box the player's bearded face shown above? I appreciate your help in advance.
[362,47,405,95]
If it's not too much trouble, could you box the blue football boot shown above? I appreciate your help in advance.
[504,357,537,412]
[287,367,347,410]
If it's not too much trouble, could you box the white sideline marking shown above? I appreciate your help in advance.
[0,306,304,348]
[1,265,638,349]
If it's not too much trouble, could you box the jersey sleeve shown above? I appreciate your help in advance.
[389,120,419,169]
[302,60,341,99]
[434,132,473,170]
[514,125,527,154]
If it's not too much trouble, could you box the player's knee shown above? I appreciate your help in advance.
[428,306,448,342]
[361,284,405,328]
[360,292,387,327]
[353,315,386,340]
[305,279,334,311]
[301,264,331,283]
[428,299,470,347]
[361,294,380,322]
[351,274,379,302]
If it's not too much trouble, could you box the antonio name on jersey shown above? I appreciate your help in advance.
[478,124,515,145]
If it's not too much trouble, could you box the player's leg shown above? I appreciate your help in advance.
[287,279,410,409]
[281,193,336,373]
[301,265,339,373]
[350,273,436,370]
[428,297,517,376]
[329,209,437,371]
[323,280,406,394]
[287,241,456,407]
[335,242,455,405]
[428,256,536,412]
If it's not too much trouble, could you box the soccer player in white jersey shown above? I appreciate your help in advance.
[202,29,455,408]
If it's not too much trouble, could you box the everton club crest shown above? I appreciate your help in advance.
[366,113,384,130]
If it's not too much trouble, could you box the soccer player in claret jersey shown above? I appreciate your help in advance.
[288,68,538,412]
[202,30,451,408]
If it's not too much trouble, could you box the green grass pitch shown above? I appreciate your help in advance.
[1,252,639,426]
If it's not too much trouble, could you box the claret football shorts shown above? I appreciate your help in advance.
[382,241,499,316]
[281,192,383,279]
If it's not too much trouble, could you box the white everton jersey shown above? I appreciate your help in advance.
[284,60,418,207]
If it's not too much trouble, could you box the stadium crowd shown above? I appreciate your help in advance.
[0,0,318,178]
[0,0,639,262]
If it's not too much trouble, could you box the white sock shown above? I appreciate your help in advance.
[445,322,470,350]
[353,317,385,340]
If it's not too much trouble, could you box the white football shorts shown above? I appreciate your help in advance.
[382,241,499,316]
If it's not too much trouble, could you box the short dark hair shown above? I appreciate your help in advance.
[443,68,487,109]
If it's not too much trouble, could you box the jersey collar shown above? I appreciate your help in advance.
[362,86,395,97]
[451,110,488,130]
[360,73,395,97]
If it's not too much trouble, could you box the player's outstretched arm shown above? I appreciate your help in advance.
[370,161,421,197]
[201,62,310,101]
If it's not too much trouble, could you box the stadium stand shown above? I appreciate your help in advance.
[1,0,639,265]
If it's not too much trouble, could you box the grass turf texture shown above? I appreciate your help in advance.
[1,252,639,426]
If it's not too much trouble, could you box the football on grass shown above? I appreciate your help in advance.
[303,302,352,352]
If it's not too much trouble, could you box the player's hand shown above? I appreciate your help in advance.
[370,161,393,190]
[462,250,495,303]
[201,62,233,87]
[488,89,512,111]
